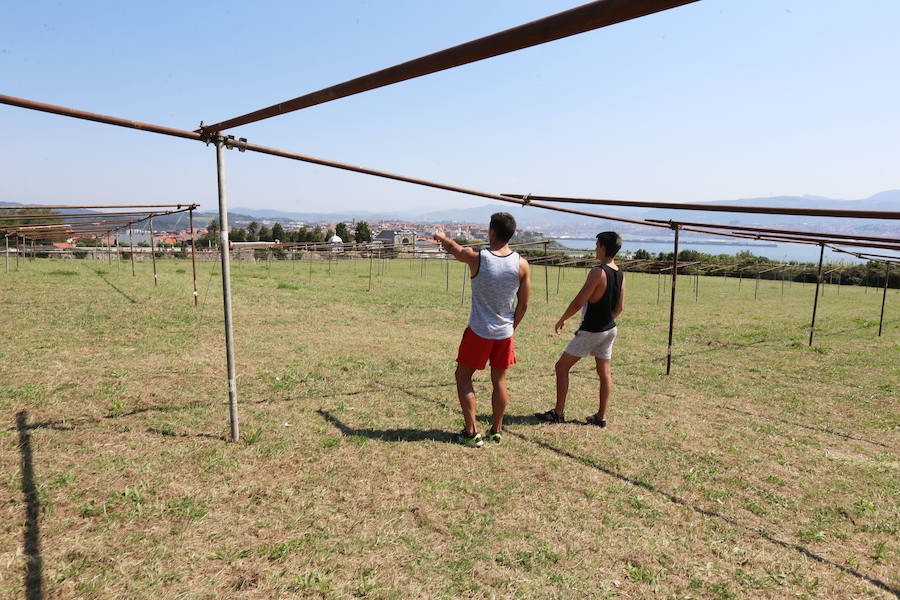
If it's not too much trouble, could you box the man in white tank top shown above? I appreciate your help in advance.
[435,213,531,447]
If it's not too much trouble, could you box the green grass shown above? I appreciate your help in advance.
[0,255,897,599]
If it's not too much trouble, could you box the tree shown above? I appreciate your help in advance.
[271,222,285,243]
[206,218,220,246]
[634,248,651,260]
[247,221,259,242]
[334,222,350,243]
[258,226,272,242]
[354,221,372,243]
[311,226,324,242]
[229,229,246,242]
[325,228,335,241]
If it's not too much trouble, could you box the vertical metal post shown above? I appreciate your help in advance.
[808,244,825,347]
[128,227,136,277]
[4,236,7,273]
[368,249,374,291]
[460,263,468,305]
[115,231,121,268]
[215,139,240,443]
[106,234,111,264]
[837,271,841,295]
[267,248,271,277]
[149,218,158,286]
[556,261,562,294]
[189,209,198,307]
[695,270,699,301]
[17,236,21,269]
[445,256,450,291]
[781,266,785,298]
[878,263,889,337]
[544,241,549,303]
[308,251,313,283]
[656,269,661,304]
[666,226,680,375]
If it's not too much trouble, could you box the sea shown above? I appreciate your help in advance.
[552,238,866,264]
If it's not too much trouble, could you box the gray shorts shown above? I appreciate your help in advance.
[564,327,617,360]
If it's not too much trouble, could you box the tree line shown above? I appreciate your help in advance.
[200,220,372,245]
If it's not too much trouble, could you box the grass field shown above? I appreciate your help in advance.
[1,254,897,599]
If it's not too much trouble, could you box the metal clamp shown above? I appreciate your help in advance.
[522,193,532,206]
[222,135,248,152]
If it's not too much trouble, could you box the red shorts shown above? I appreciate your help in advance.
[456,327,516,371]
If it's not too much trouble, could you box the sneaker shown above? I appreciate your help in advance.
[455,430,484,448]
[485,428,502,444]
[586,414,607,428]
[534,408,565,423]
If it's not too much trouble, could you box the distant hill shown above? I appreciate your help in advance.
[3,190,898,233]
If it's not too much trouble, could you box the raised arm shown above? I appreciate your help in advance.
[434,231,480,272]
[514,257,531,330]
[554,267,605,334]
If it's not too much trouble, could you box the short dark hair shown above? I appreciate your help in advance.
[489,212,516,243]
[596,231,622,258]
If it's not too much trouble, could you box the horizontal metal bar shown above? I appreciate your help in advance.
[504,194,900,220]
[646,219,900,244]
[239,140,672,229]
[0,94,202,142]
[198,0,698,133]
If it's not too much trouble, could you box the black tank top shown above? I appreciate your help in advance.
[579,264,623,333]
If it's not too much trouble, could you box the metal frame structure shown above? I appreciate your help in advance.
[2,0,897,443]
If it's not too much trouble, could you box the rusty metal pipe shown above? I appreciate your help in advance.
[809,244,825,346]
[199,0,699,133]
[508,194,900,220]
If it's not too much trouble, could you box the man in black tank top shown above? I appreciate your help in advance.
[535,232,625,428]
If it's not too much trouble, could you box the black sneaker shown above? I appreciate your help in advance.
[534,408,565,423]
[485,428,502,444]
[586,414,607,428]
[454,430,484,448]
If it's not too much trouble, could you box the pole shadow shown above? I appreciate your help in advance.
[17,410,44,600]
[84,263,140,304]
[318,409,452,443]
[377,383,899,597]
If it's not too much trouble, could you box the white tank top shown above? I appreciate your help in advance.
[468,249,521,339]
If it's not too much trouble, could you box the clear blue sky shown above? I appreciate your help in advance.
[2,0,898,213]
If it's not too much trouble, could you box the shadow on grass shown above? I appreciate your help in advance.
[16,411,44,600]
[384,383,900,598]
[318,409,453,443]
[87,265,140,304]
[716,404,892,450]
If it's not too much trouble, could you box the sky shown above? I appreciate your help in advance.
[2,0,899,214]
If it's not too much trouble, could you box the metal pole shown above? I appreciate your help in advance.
[215,139,240,443]
[149,217,158,286]
[106,234,111,264]
[460,263,468,305]
[544,241,549,303]
[809,244,825,347]
[445,256,450,291]
[308,250,313,283]
[368,249,374,291]
[666,226,680,375]
[4,236,7,273]
[781,266,785,298]
[656,269,661,304]
[128,227,135,277]
[189,209,198,307]
[267,248,271,277]
[695,270,699,301]
[16,236,20,270]
[879,263,889,337]
[115,232,121,268]
[556,261,562,294]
